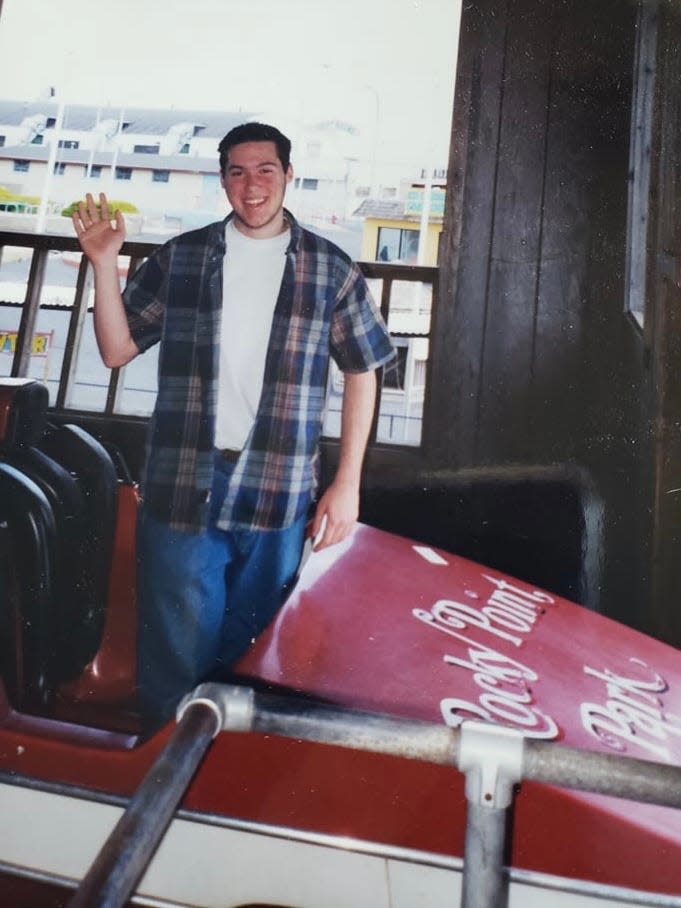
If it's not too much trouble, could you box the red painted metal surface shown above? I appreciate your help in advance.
[235,525,681,894]
[1,524,681,896]
[240,526,681,761]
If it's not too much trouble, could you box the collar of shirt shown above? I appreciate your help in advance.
[221,207,302,257]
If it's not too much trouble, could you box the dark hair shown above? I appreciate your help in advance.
[218,122,292,174]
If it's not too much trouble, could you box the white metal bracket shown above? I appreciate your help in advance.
[458,721,525,808]
[176,683,255,737]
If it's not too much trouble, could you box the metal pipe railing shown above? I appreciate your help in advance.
[182,683,681,809]
[523,737,681,809]
[248,689,460,764]
[68,701,219,908]
[178,684,681,908]
[71,682,681,908]
[461,803,509,908]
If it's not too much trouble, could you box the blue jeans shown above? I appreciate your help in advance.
[136,453,307,724]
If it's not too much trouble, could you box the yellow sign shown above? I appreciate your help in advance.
[0,330,53,356]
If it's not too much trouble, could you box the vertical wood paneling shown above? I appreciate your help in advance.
[430,0,509,466]
[537,0,639,621]
[648,1,681,644]
[530,0,594,455]
[436,0,644,621]
[532,0,634,456]
[476,0,555,461]
[437,0,636,471]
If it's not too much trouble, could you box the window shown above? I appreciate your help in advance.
[115,166,133,181]
[625,0,657,329]
[420,166,448,180]
[134,144,160,154]
[58,139,79,149]
[13,160,29,172]
[376,227,419,264]
[45,117,56,128]
[152,169,170,183]
[84,164,104,178]
[294,177,319,190]
[383,346,407,390]
[179,143,190,154]
[53,162,66,175]
[0,136,5,147]
[323,282,433,447]
[31,134,44,145]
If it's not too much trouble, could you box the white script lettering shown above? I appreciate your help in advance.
[580,658,681,762]
[440,648,559,739]
[414,576,552,651]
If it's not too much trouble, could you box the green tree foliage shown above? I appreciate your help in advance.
[60,199,139,218]
[0,186,40,209]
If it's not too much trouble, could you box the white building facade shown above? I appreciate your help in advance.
[0,100,384,235]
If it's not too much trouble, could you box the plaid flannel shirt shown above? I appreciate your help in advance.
[123,209,395,532]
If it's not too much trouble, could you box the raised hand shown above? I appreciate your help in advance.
[72,192,126,266]
[70,192,139,368]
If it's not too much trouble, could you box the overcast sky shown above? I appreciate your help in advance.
[0,0,460,170]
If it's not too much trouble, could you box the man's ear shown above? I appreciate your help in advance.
[285,164,294,185]
[219,172,227,189]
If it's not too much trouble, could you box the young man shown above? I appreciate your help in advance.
[73,122,395,724]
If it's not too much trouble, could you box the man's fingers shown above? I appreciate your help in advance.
[74,199,89,229]
[71,191,124,244]
[114,209,126,235]
[99,193,111,222]
[312,515,352,551]
[311,513,327,549]
[85,192,99,221]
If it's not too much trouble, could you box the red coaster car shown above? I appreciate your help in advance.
[0,380,680,907]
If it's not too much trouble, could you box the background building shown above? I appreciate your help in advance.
[0,99,388,244]
[355,175,446,265]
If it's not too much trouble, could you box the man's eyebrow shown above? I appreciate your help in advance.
[228,160,279,170]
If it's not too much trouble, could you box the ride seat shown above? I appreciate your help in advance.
[39,421,119,642]
[0,461,56,709]
[0,380,117,692]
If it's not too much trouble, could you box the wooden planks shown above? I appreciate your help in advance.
[647,0,681,644]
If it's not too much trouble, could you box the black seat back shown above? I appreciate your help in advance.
[0,380,119,699]
[40,423,118,644]
[0,462,56,708]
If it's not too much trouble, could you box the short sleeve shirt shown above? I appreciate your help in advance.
[122,209,395,533]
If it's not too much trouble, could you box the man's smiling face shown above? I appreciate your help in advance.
[221,140,293,239]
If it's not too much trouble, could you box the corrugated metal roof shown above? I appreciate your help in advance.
[352,197,445,224]
[0,100,256,138]
[353,199,407,220]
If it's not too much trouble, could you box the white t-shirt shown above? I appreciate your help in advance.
[214,220,290,450]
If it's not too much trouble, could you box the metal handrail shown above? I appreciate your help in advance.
[68,701,219,908]
[70,682,681,908]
